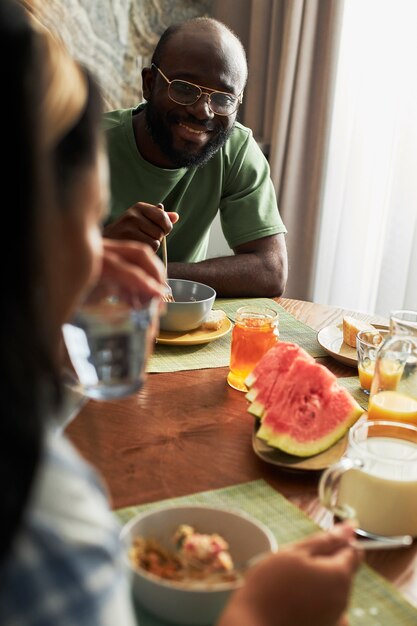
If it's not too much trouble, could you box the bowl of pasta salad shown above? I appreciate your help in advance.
[120,504,277,625]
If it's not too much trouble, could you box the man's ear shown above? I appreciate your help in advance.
[142,67,153,101]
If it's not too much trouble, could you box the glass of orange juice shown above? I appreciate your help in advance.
[356,329,388,393]
[368,310,417,424]
[227,306,279,392]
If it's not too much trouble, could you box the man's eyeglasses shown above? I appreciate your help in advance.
[152,64,243,116]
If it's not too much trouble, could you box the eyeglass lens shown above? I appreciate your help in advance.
[169,80,238,115]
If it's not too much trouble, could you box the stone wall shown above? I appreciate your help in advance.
[37,0,213,111]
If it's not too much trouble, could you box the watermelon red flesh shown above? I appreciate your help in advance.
[256,358,363,457]
[245,342,314,410]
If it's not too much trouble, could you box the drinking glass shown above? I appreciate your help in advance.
[63,282,158,400]
[390,310,417,334]
[368,310,417,424]
[227,305,279,392]
[356,329,389,394]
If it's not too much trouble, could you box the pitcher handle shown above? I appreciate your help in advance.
[319,458,363,521]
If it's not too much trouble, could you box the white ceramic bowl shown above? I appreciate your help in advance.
[159,279,216,332]
[120,504,277,625]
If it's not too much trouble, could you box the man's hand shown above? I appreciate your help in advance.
[217,524,362,626]
[103,202,179,251]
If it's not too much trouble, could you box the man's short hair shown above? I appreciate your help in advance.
[150,17,247,84]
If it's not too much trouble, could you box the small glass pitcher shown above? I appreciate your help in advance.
[368,310,417,424]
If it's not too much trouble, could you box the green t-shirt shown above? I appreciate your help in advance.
[103,106,286,263]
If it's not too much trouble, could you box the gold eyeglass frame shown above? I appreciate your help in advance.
[151,63,243,116]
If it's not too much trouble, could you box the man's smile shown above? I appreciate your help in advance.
[174,119,216,146]
[178,122,208,135]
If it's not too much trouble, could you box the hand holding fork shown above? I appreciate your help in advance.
[158,203,175,302]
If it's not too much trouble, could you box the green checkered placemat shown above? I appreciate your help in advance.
[147,330,232,373]
[338,376,369,410]
[147,298,326,373]
[116,480,417,626]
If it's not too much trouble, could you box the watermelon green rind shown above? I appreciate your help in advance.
[245,387,258,402]
[256,421,270,443]
[247,400,265,419]
[245,371,257,388]
[258,400,363,457]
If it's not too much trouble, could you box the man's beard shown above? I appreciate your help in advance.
[145,101,234,168]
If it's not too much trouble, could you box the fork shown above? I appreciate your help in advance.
[161,238,175,303]
[158,203,175,303]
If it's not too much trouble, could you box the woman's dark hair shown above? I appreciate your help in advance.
[0,0,47,564]
[0,0,103,563]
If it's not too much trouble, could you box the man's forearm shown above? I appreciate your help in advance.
[168,252,287,298]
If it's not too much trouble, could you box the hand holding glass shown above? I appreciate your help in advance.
[63,282,158,400]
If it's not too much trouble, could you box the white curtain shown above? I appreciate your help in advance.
[313,0,417,317]
[213,0,344,299]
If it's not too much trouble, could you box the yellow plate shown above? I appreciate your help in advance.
[317,323,388,368]
[156,317,232,346]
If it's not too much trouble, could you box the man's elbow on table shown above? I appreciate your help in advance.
[263,265,287,298]
[234,234,288,298]
[251,261,287,298]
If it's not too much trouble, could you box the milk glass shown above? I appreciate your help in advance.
[319,420,417,538]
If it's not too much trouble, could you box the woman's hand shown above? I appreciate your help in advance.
[217,523,362,626]
[101,238,165,298]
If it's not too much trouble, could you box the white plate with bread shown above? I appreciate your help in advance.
[317,316,388,368]
[156,310,232,345]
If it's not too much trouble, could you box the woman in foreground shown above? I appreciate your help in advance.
[0,2,361,624]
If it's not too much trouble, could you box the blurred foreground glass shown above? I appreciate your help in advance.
[356,329,389,394]
[63,283,158,400]
[319,419,417,539]
[227,306,279,392]
[368,310,417,424]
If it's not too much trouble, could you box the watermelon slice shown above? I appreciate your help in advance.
[247,342,364,457]
[245,342,314,417]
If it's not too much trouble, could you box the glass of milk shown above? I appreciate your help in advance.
[319,419,417,538]
[63,282,159,400]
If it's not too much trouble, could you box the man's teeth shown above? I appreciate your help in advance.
[179,123,206,134]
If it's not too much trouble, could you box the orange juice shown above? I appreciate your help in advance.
[368,390,417,425]
[359,359,403,393]
[358,362,374,392]
[377,359,404,390]
[356,329,390,394]
[227,309,278,392]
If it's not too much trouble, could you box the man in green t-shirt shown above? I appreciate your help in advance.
[103,17,288,297]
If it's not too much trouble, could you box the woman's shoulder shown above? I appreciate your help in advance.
[0,433,133,625]
[30,432,118,543]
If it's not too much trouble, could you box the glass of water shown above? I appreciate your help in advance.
[62,282,159,400]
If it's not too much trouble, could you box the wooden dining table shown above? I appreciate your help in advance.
[66,297,417,609]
